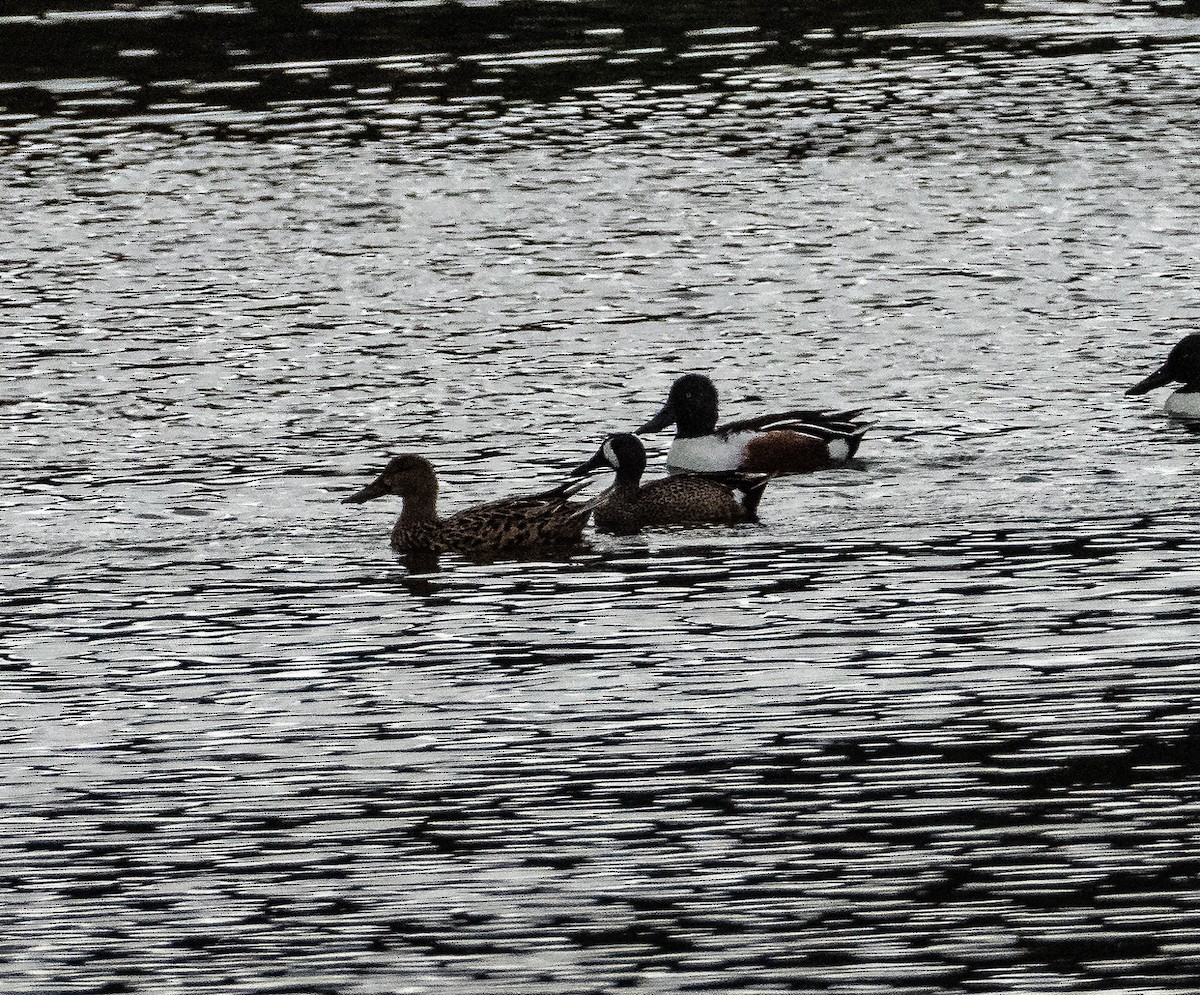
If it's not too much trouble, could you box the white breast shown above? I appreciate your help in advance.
[1164,391,1200,419]
[667,433,754,472]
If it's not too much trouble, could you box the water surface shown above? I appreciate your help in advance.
[4,2,1200,992]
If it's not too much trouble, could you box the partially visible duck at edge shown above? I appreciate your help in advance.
[1127,333,1200,418]
[343,454,594,554]
[573,433,770,535]
[637,373,869,474]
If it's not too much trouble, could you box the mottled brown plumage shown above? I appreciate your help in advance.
[343,454,593,554]
[573,434,770,535]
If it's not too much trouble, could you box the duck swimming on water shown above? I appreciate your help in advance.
[1127,334,1200,418]
[343,454,594,554]
[573,433,770,535]
[637,373,869,474]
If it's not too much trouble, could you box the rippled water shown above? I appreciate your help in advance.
[5,1,1200,992]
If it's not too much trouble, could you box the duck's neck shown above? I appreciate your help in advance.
[612,468,643,501]
[675,406,719,438]
[399,481,439,524]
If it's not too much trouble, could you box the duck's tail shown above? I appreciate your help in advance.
[531,477,593,503]
[730,473,773,521]
[534,476,610,531]
[836,424,872,460]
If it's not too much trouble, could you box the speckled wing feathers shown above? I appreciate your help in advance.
[390,490,592,554]
[391,518,450,554]
[593,473,765,534]
[438,494,590,553]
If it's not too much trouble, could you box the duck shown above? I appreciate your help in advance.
[637,373,869,473]
[573,433,770,535]
[343,454,594,554]
[1126,334,1200,418]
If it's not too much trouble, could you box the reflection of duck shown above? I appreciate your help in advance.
[1127,334,1200,418]
[343,455,593,554]
[573,433,770,535]
[638,373,869,473]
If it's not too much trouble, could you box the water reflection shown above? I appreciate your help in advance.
[3,0,1200,154]
[8,510,1200,991]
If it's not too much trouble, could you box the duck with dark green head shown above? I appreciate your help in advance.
[344,454,594,554]
[638,373,869,473]
[1127,334,1200,418]
[573,433,770,535]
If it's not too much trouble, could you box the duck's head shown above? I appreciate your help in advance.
[1127,334,1200,395]
[637,373,720,437]
[573,433,647,479]
[343,454,437,504]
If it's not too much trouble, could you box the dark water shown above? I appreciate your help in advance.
[5,2,1200,992]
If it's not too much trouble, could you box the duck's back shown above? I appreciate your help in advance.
[669,427,854,474]
[440,495,590,552]
[595,475,749,533]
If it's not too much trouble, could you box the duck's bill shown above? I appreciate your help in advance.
[636,401,676,434]
[1127,364,1172,396]
[342,475,387,503]
[571,449,610,477]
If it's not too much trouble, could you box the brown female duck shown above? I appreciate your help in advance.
[343,454,594,554]
[572,433,770,535]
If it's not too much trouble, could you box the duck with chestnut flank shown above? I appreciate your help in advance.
[638,373,869,474]
[573,433,770,535]
[343,454,594,554]
[1127,334,1200,418]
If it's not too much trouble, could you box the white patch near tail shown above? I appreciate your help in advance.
[828,439,851,461]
